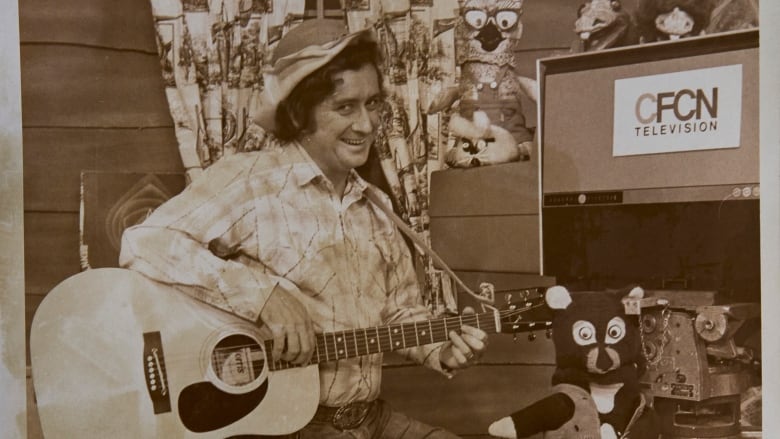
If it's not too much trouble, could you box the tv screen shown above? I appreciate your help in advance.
[538,30,760,303]
[539,30,758,206]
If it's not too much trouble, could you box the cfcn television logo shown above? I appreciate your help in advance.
[613,65,742,157]
[634,87,718,135]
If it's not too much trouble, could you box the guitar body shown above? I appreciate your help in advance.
[30,268,320,439]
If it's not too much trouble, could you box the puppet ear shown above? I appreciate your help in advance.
[621,286,646,315]
[627,286,645,299]
[545,286,572,310]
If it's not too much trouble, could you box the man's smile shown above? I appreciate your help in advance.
[342,138,368,146]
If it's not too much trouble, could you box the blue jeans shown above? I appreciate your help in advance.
[250,400,460,439]
[301,400,459,438]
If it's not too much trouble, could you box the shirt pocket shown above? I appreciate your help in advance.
[367,228,403,294]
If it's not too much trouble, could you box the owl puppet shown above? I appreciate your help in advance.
[430,0,537,168]
[572,0,640,52]
[489,286,659,439]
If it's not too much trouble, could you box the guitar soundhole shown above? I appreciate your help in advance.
[211,334,266,388]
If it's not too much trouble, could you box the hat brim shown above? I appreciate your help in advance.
[253,28,375,133]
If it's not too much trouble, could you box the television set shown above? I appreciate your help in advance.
[538,30,760,303]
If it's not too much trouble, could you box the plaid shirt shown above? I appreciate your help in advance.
[119,141,447,406]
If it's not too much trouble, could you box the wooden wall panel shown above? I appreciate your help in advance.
[431,215,541,272]
[473,334,554,364]
[24,212,81,297]
[520,1,583,50]
[23,128,181,212]
[20,45,171,128]
[516,48,572,77]
[25,295,46,366]
[428,163,545,278]
[382,364,554,437]
[19,0,158,51]
[430,161,539,217]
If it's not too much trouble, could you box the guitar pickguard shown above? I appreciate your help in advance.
[178,379,269,433]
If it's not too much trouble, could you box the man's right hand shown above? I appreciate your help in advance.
[258,287,315,365]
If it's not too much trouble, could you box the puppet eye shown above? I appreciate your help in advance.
[464,10,488,29]
[494,10,519,31]
[572,320,597,346]
[605,317,626,344]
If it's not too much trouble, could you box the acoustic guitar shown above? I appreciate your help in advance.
[30,268,550,438]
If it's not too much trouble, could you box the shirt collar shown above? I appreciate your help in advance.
[288,140,370,199]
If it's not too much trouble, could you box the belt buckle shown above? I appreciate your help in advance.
[332,401,371,430]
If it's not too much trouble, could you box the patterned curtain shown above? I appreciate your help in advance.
[150,0,306,183]
[149,0,460,315]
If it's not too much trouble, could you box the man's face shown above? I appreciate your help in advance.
[300,64,383,185]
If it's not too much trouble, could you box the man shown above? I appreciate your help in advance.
[120,18,488,438]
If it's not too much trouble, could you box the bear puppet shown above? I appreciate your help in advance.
[489,286,659,439]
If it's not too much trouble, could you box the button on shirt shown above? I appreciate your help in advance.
[119,141,447,406]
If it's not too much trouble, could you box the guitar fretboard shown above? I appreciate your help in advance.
[263,309,547,371]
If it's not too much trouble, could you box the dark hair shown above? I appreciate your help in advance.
[274,39,384,142]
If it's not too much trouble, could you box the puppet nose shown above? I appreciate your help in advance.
[596,347,614,371]
[587,346,620,373]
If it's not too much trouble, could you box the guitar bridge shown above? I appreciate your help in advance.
[143,332,172,414]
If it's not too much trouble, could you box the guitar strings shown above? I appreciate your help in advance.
[159,303,546,365]
[149,304,548,372]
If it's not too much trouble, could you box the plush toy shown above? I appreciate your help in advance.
[635,0,715,42]
[443,110,524,167]
[428,0,537,168]
[705,0,758,34]
[489,286,659,439]
[572,0,640,52]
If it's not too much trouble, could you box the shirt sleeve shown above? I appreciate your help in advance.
[118,158,292,323]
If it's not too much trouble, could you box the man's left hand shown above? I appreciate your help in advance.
[439,307,489,371]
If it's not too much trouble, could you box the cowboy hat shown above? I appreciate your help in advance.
[253,19,376,132]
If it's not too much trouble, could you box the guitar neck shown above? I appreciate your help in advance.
[264,311,541,371]
[264,313,494,371]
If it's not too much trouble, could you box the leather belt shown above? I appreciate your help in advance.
[312,400,377,430]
